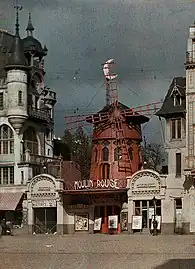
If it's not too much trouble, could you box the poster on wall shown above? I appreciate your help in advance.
[175,209,182,229]
[121,212,128,231]
[75,214,89,231]
[94,217,102,231]
[132,215,142,230]
[149,208,155,219]
[108,215,118,229]
[151,215,161,230]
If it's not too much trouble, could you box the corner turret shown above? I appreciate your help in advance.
[5,5,28,134]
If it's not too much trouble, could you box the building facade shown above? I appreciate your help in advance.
[0,10,58,227]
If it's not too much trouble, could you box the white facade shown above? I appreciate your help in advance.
[0,14,57,227]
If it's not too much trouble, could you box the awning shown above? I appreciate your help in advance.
[0,192,23,211]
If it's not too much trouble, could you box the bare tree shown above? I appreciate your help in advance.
[62,126,91,180]
[142,142,165,172]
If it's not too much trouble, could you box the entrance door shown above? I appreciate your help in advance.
[142,201,148,228]
[134,200,161,232]
[94,205,120,233]
[33,207,57,234]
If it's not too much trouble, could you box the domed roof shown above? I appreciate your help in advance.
[23,35,47,57]
[22,13,47,58]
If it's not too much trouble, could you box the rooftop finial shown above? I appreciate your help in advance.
[26,12,34,36]
[14,4,23,37]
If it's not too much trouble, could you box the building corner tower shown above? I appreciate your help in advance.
[5,6,28,134]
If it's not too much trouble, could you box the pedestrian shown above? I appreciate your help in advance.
[1,218,6,235]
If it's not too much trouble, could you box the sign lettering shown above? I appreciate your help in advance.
[74,179,119,190]
[137,184,157,189]
[38,187,51,192]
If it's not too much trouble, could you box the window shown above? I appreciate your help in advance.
[21,171,24,185]
[18,90,23,105]
[171,118,182,139]
[128,148,133,160]
[101,163,110,179]
[114,147,122,161]
[134,200,141,216]
[173,94,181,106]
[0,92,3,110]
[175,198,182,209]
[0,167,14,185]
[23,127,38,155]
[102,147,109,162]
[0,125,14,154]
[176,153,181,177]
[94,148,98,162]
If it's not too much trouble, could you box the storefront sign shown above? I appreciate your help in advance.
[136,184,157,189]
[68,204,90,209]
[74,179,119,190]
[30,176,56,193]
[32,200,56,208]
[38,187,51,192]
[132,215,142,230]
[131,171,161,194]
[94,217,102,231]
[108,215,118,229]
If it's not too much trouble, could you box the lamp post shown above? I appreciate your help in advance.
[152,196,157,236]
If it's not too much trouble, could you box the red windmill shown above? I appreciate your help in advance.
[64,59,162,190]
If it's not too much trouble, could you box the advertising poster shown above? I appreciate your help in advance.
[94,217,102,231]
[132,215,142,230]
[75,214,89,231]
[108,215,118,229]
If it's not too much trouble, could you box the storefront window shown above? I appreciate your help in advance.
[134,200,141,215]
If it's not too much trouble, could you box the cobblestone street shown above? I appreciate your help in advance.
[0,234,195,269]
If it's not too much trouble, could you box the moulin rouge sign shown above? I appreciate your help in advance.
[74,179,126,190]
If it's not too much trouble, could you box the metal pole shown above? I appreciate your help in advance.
[153,197,157,236]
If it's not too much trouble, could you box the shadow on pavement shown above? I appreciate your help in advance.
[154,259,195,269]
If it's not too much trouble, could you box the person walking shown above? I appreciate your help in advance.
[1,218,6,235]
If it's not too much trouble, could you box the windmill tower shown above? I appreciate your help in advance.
[86,59,150,186]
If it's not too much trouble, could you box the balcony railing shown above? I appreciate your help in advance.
[20,153,60,165]
[20,153,62,178]
[28,106,52,122]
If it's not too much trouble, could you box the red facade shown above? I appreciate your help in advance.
[88,104,149,182]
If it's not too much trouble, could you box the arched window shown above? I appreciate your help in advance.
[0,125,14,154]
[128,148,133,161]
[23,127,38,155]
[102,147,109,162]
[101,163,110,179]
[94,148,98,162]
[114,147,122,161]
[18,90,23,106]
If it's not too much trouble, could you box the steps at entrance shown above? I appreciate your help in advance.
[141,228,150,235]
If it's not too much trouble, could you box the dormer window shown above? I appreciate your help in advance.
[173,92,182,106]
[171,80,182,107]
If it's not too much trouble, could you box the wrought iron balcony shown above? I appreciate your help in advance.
[20,153,62,178]
[28,106,52,123]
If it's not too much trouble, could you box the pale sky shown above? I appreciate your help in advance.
[0,0,194,141]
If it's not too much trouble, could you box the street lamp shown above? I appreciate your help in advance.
[152,196,158,236]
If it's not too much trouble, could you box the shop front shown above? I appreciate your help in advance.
[127,169,167,234]
[63,177,128,234]
[63,191,127,234]
[26,174,64,234]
